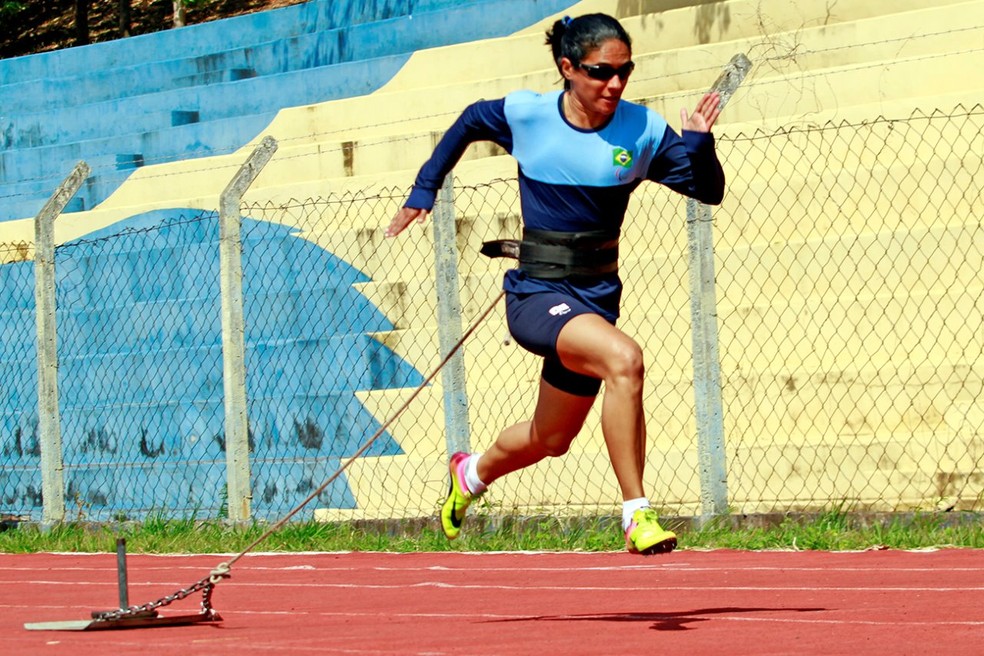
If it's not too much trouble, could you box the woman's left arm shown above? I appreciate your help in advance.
[646,92,726,206]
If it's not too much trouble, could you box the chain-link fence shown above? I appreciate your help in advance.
[1,104,982,523]
[0,241,40,518]
[54,213,228,521]
[717,106,984,514]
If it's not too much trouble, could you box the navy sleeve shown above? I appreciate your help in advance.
[405,98,513,210]
[645,126,725,206]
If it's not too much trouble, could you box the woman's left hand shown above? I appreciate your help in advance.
[680,92,722,133]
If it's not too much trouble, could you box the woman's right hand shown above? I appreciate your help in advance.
[385,206,429,238]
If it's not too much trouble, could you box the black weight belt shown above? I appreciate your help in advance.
[480,228,619,280]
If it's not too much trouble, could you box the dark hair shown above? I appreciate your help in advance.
[545,13,632,88]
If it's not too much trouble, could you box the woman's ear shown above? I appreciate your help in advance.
[559,57,576,83]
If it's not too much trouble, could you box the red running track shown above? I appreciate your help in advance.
[2,548,983,655]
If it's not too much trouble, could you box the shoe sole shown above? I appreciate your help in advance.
[637,536,677,555]
[626,534,677,555]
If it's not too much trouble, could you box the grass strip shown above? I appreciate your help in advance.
[1,510,982,554]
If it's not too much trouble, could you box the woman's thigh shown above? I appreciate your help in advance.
[555,313,642,381]
[506,291,614,396]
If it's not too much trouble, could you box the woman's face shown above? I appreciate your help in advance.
[562,38,633,117]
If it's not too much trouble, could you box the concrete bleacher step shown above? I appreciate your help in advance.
[0,0,575,117]
[0,2,318,84]
[376,281,982,383]
[0,0,517,85]
[2,50,261,117]
[721,150,984,245]
[718,51,984,131]
[0,0,580,221]
[5,0,976,227]
[354,206,983,329]
[161,5,984,194]
[4,0,973,211]
[111,135,956,286]
[65,59,978,248]
[7,63,979,225]
[0,106,281,185]
[718,285,984,374]
[376,0,975,94]
[256,61,978,206]
[719,361,984,449]
[289,0,982,130]
[317,454,448,517]
[0,52,416,152]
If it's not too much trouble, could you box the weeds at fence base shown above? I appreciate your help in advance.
[0,511,982,553]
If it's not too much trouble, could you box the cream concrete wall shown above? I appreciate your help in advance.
[6,0,981,519]
[326,0,984,518]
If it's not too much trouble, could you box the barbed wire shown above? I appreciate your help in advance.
[4,21,982,203]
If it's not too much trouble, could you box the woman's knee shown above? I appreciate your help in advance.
[538,435,575,458]
[530,424,577,458]
[606,338,645,386]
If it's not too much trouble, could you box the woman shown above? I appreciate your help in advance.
[386,13,725,554]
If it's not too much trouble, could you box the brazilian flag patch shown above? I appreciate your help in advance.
[612,147,633,168]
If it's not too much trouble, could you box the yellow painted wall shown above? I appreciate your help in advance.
[6,0,982,519]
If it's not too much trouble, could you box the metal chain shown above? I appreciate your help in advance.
[92,562,230,622]
[87,286,505,624]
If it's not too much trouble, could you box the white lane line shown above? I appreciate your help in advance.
[9,605,982,628]
[2,563,982,573]
[3,579,984,592]
[0,564,317,572]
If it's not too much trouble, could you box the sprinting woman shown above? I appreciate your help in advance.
[386,13,725,554]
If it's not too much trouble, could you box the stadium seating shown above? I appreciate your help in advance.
[0,0,575,222]
[0,0,980,520]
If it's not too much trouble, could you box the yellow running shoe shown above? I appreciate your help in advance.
[625,508,677,555]
[441,452,479,540]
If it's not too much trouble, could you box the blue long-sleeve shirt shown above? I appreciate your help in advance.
[406,90,725,320]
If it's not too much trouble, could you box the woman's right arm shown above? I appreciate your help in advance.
[386,98,512,238]
[385,206,429,238]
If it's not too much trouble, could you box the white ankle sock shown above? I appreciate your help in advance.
[622,497,651,531]
[464,454,487,494]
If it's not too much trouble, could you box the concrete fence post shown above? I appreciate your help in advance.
[433,173,471,456]
[688,54,752,521]
[219,136,278,522]
[34,161,90,525]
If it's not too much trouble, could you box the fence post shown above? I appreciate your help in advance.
[688,54,752,521]
[219,136,278,522]
[433,173,471,455]
[34,161,90,524]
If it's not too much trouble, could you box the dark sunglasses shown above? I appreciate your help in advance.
[577,60,635,81]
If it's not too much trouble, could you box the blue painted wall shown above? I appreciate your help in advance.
[0,0,573,222]
[0,0,578,520]
[0,209,423,519]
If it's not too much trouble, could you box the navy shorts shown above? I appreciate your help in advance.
[505,291,612,397]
